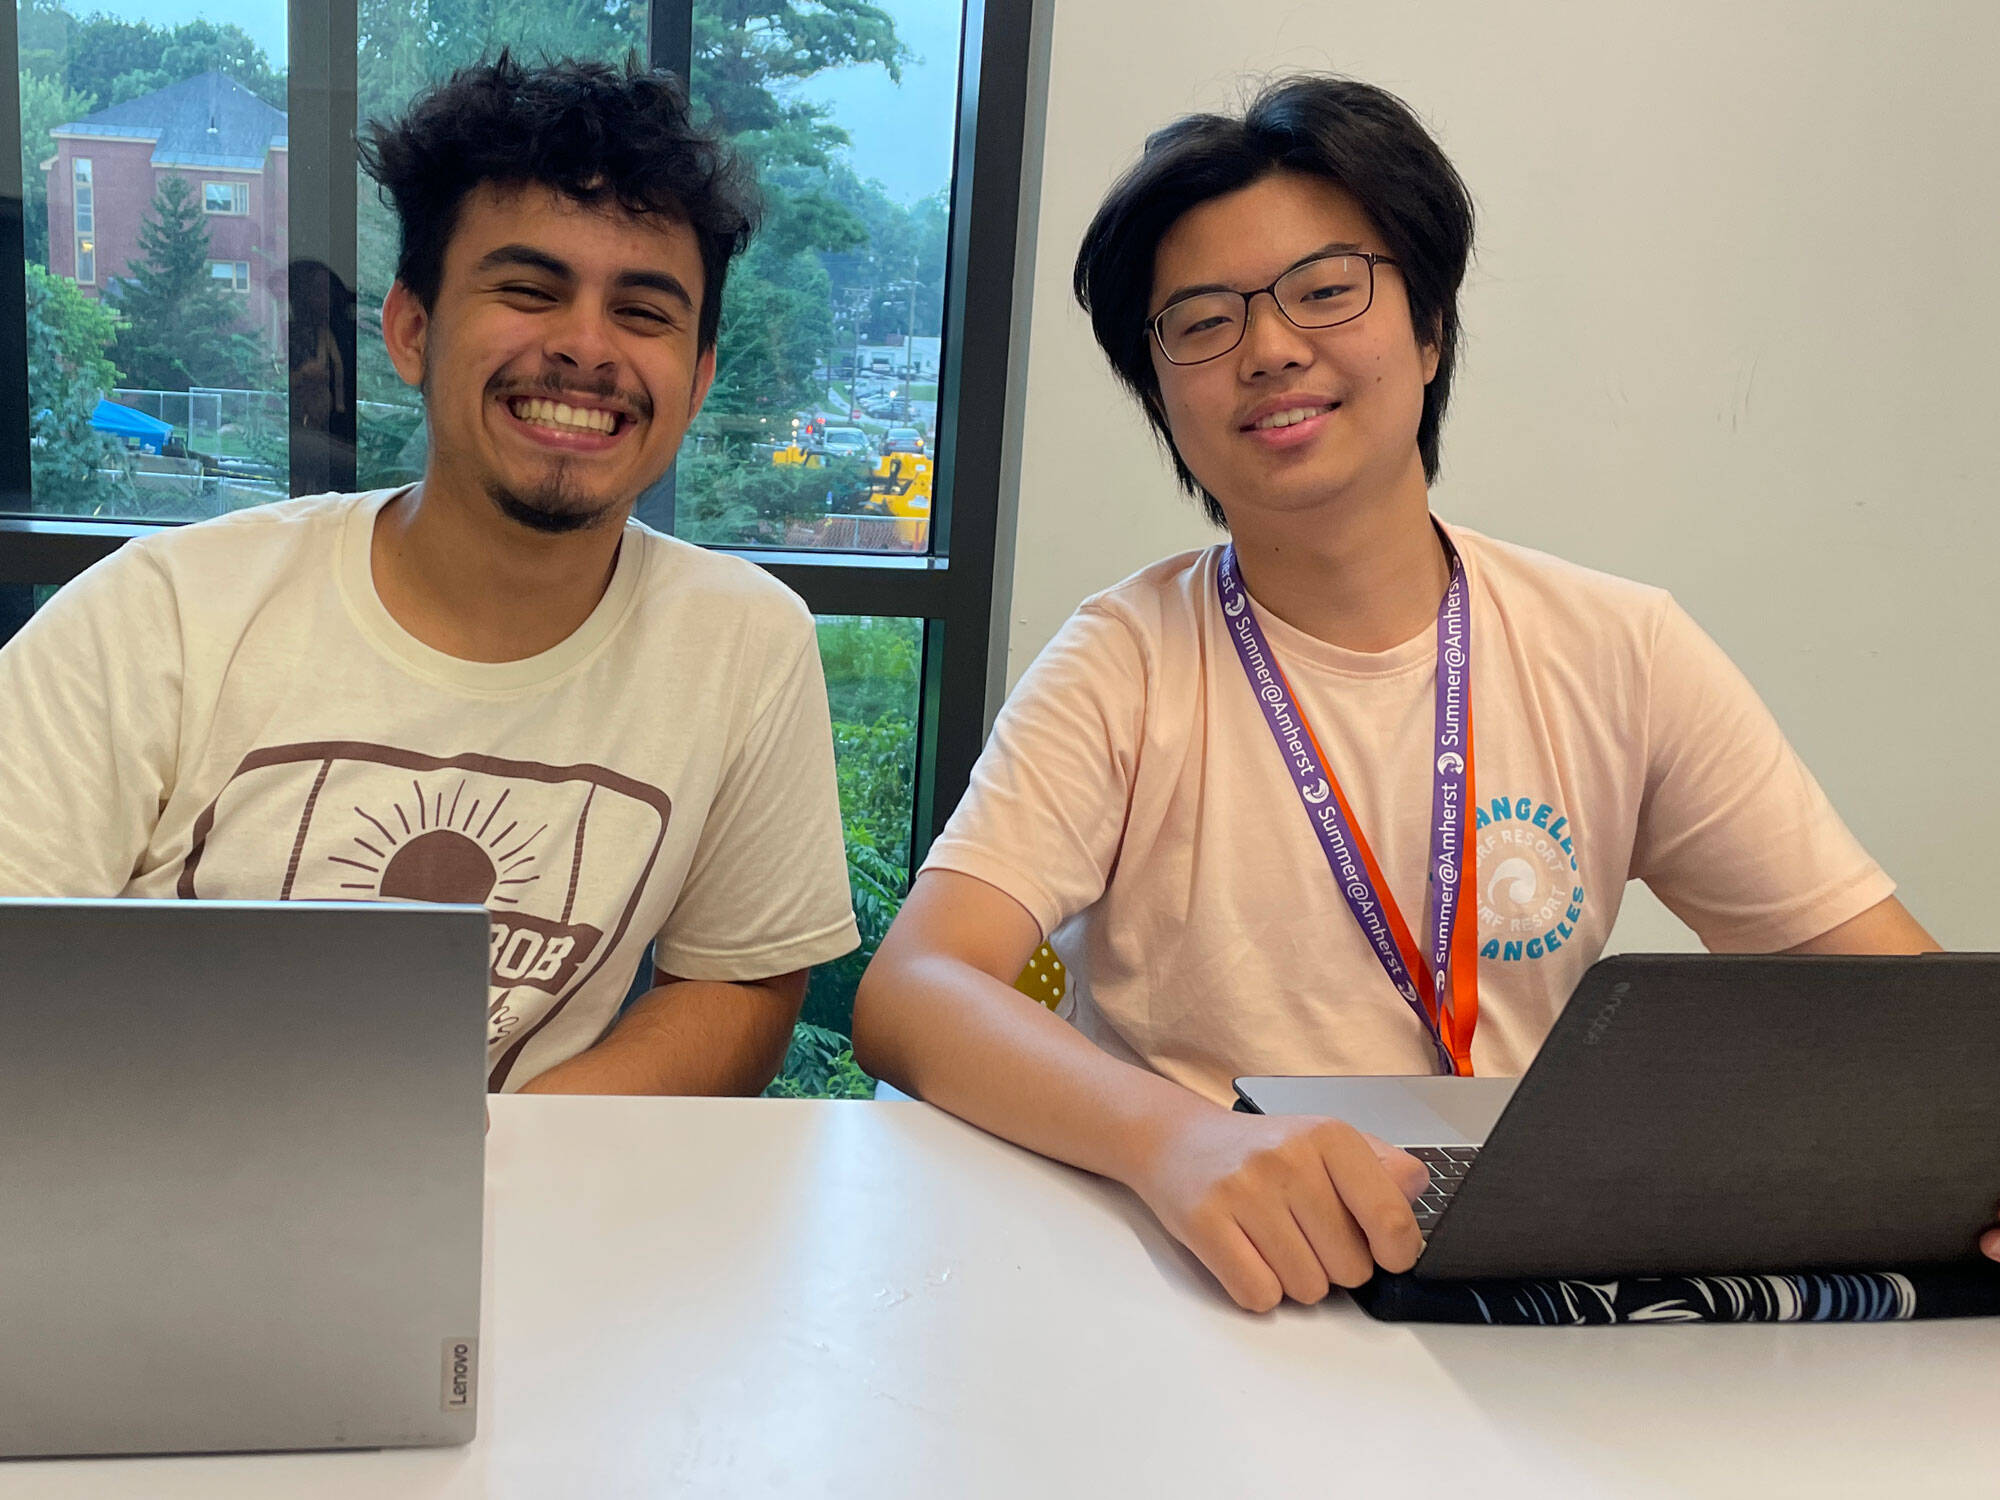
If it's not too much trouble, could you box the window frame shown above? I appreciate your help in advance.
[202,179,250,216]
[209,258,252,293]
[0,0,1039,867]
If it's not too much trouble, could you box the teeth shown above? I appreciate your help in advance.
[511,397,618,434]
[1253,404,1333,431]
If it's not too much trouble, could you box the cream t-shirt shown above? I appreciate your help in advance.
[923,524,1892,1104]
[0,490,860,1091]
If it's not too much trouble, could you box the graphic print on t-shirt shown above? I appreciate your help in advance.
[1475,792,1587,964]
[178,743,672,1082]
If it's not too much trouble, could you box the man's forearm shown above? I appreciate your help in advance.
[855,951,1215,1190]
[517,974,803,1096]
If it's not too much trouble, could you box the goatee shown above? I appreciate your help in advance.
[485,466,613,535]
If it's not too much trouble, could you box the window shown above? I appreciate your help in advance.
[16,10,291,520]
[649,1,962,557]
[203,181,249,215]
[72,158,93,284]
[3,0,1034,1099]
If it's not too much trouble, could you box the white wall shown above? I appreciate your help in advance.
[1003,0,2000,950]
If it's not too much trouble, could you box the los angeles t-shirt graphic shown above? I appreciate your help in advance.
[179,743,673,1053]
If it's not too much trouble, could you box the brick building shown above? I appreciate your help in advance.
[45,71,288,354]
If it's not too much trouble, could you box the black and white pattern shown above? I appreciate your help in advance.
[1353,1264,2000,1325]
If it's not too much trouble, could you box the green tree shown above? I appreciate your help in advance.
[17,72,97,265]
[17,3,287,111]
[688,0,909,427]
[795,615,919,1041]
[109,175,264,393]
[25,263,128,512]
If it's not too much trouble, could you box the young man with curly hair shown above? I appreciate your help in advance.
[0,56,859,1095]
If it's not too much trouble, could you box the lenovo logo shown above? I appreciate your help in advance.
[1583,982,1631,1046]
[442,1338,477,1411]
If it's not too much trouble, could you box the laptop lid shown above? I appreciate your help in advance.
[0,899,489,1457]
[1418,953,2000,1281]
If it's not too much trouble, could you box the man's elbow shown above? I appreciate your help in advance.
[849,955,902,1085]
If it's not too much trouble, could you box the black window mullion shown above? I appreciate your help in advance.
[287,0,360,497]
[0,7,32,509]
[649,0,694,85]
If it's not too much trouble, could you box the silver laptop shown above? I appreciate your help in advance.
[1237,954,2000,1280]
[0,899,489,1457]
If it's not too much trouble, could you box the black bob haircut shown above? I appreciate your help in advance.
[1073,76,1475,525]
[359,51,759,354]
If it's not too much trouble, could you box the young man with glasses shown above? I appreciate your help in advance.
[853,75,1998,1310]
[0,56,859,1095]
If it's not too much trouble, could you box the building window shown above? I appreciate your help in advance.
[210,260,251,293]
[203,180,249,215]
[72,158,94,284]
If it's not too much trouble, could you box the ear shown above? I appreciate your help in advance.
[381,280,429,390]
[686,342,718,421]
[1419,312,1444,386]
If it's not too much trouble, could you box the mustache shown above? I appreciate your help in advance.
[488,372,653,420]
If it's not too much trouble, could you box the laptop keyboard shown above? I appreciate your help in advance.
[1409,1145,1481,1240]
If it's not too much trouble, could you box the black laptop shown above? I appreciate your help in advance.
[1235,954,2000,1280]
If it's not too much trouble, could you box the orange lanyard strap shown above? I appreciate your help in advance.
[1218,536,1480,1075]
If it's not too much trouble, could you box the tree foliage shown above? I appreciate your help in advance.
[17,0,286,111]
[108,175,265,393]
[795,615,919,1046]
[689,0,907,427]
[25,263,128,512]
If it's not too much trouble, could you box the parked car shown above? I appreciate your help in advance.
[882,426,926,455]
[820,426,871,458]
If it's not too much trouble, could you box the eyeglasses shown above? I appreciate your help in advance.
[1148,252,1400,366]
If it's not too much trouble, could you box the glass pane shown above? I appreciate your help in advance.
[352,0,647,493]
[658,0,963,553]
[767,614,922,1098]
[15,1,291,520]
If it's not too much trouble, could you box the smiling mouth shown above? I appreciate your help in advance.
[507,395,627,437]
[1244,401,1339,432]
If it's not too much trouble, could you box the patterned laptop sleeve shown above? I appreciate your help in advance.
[1351,1264,2000,1324]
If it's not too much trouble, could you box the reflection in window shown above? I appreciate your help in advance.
[17,11,289,520]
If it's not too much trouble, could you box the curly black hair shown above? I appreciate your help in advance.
[359,51,760,353]
[1073,77,1475,524]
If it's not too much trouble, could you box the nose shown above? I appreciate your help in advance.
[544,299,618,377]
[1236,289,1315,381]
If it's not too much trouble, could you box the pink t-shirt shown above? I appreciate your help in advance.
[923,523,1892,1104]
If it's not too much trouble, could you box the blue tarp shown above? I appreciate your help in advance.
[89,398,175,454]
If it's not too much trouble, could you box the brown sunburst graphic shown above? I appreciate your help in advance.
[327,777,545,906]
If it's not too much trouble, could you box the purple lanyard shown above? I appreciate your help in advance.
[1216,531,1473,1073]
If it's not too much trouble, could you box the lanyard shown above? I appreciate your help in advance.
[1217,531,1480,1075]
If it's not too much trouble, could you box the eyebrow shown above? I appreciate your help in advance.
[1155,241,1365,310]
[474,244,696,310]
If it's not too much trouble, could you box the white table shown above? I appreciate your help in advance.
[8,1096,1997,1497]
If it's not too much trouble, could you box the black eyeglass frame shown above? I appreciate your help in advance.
[1148,252,1401,366]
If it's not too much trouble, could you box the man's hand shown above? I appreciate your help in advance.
[1982,1204,1999,1262]
[1125,1109,1429,1312]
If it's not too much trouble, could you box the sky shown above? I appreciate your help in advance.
[88,0,962,205]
